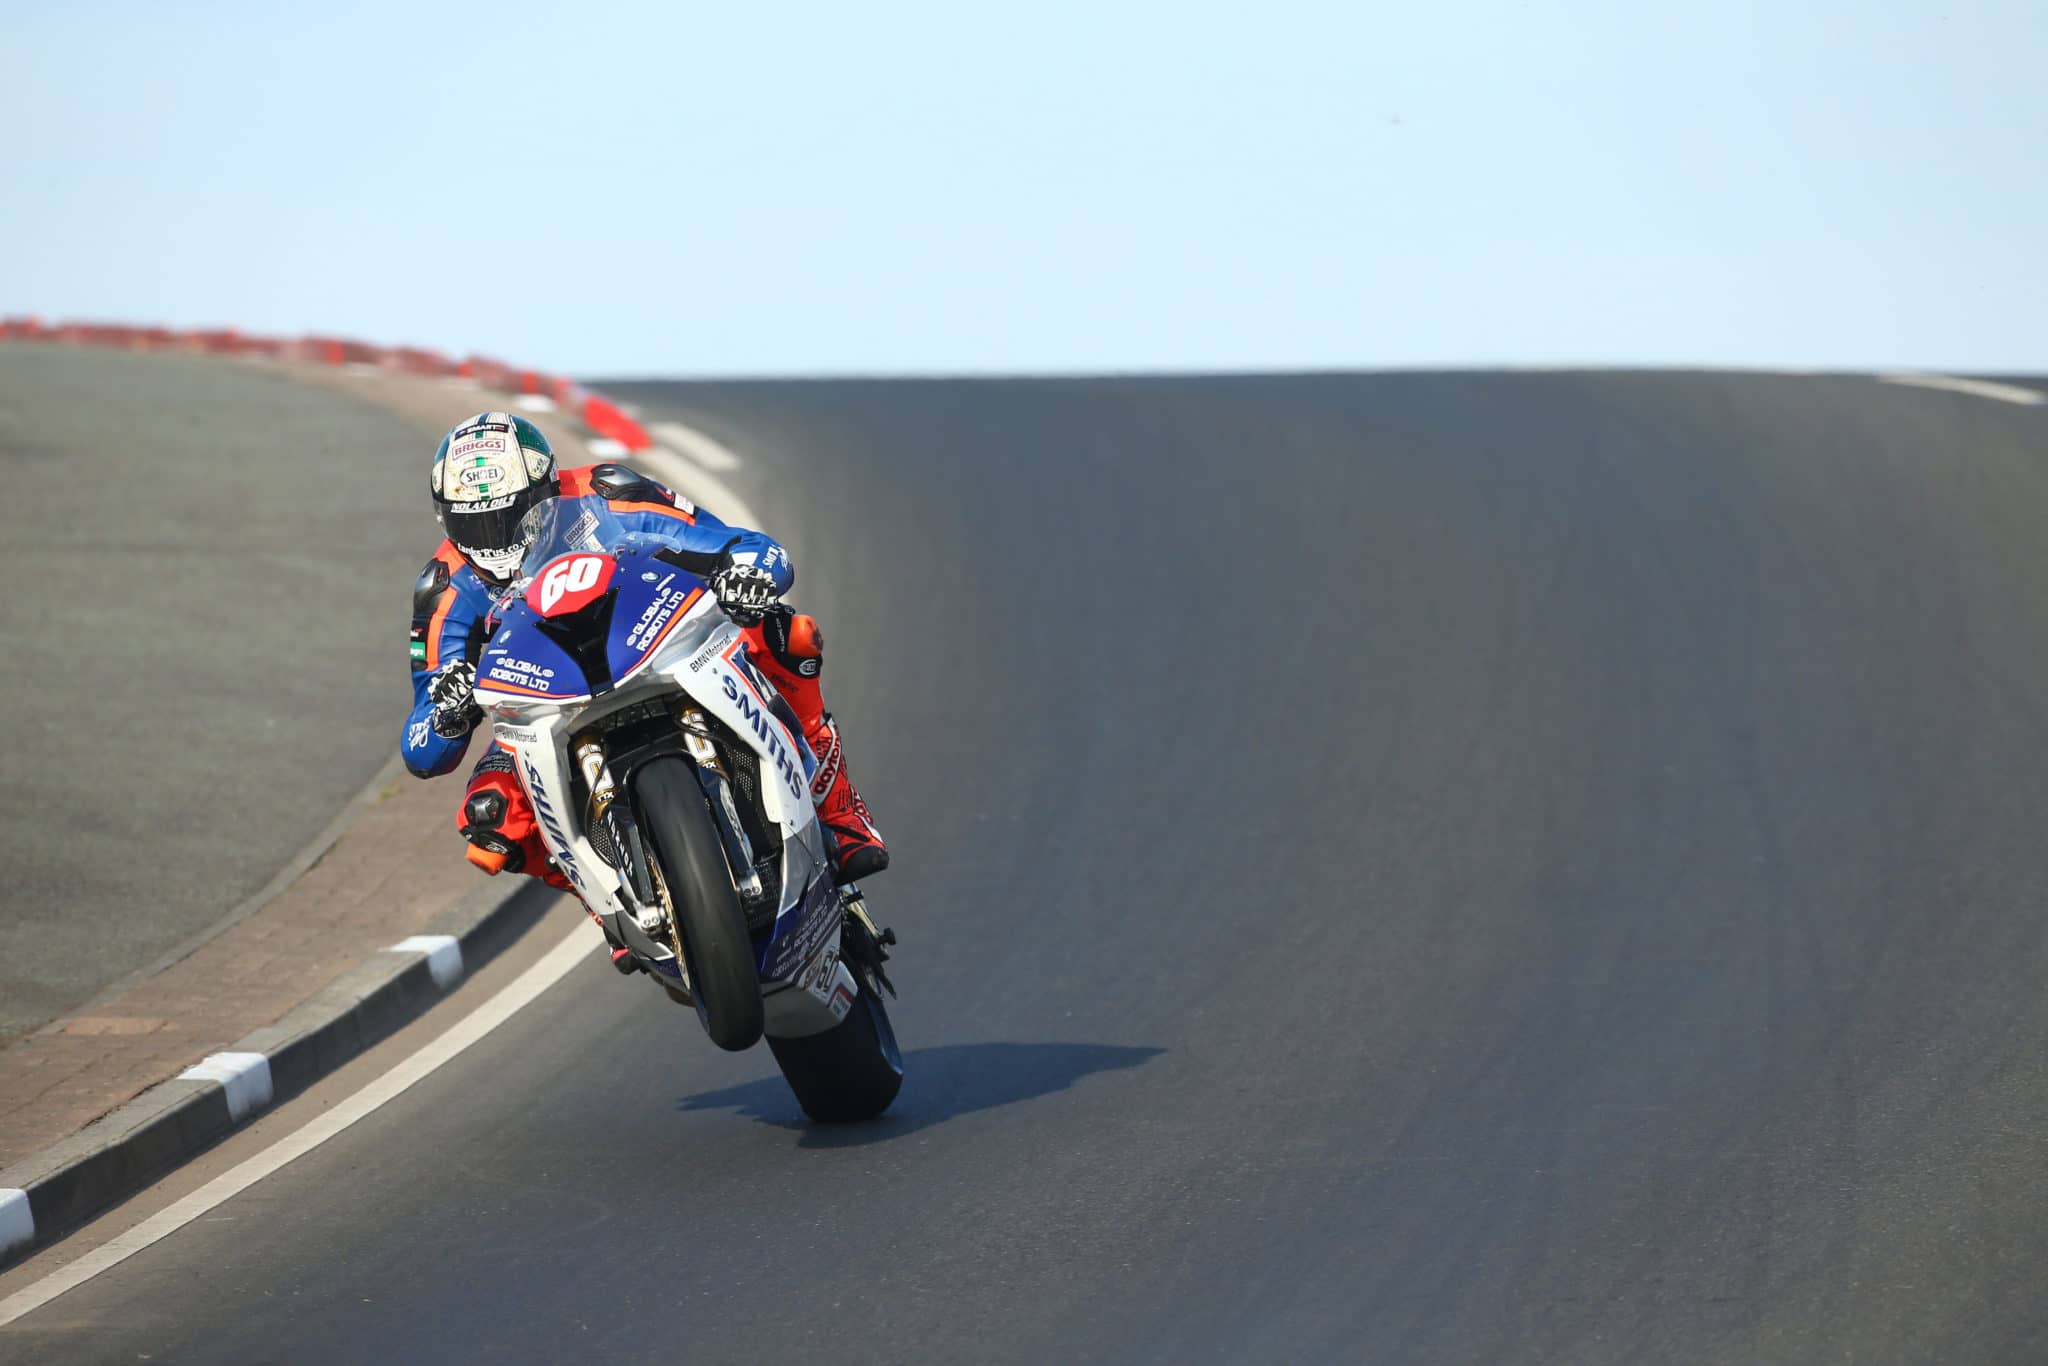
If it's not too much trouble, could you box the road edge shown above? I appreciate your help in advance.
[0,345,672,1273]
[0,874,555,1270]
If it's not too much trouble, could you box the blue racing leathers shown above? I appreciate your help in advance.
[400,462,791,778]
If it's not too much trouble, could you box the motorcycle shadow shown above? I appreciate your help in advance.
[677,1041,1166,1147]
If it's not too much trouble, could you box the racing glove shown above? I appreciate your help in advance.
[428,660,483,738]
[710,561,779,625]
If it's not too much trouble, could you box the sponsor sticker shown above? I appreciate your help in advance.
[494,722,542,748]
[799,944,842,1004]
[484,655,559,692]
[457,463,508,487]
[720,672,806,801]
[625,585,691,651]
[566,508,602,551]
[529,554,613,616]
[522,757,583,890]
[491,657,557,678]
[767,879,842,980]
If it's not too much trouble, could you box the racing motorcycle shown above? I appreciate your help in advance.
[470,497,902,1122]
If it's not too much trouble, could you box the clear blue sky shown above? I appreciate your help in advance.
[4,1,2043,377]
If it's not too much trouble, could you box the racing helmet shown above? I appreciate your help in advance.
[429,412,559,583]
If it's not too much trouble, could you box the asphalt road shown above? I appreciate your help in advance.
[0,346,443,1043]
[8,370,2048,1363]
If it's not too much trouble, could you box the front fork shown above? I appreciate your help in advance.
[577,707,765,940]
[576,736,658,917]
[677,708,766,904]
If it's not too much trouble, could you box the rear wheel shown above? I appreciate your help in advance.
[768,975,904,1122]
[634,757,763,1051]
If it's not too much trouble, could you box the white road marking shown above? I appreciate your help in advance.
[389,934,464,989]
[585,437,630,459]
[176,1052,273,1122]
[644,446,761,530]
[1877,372,2045,405]
[624,418,759,529]
[514,393,558,413]
[0,410,751,1328]
[652,421,743,471]
[0,924,598,1328]
[0,1191,31,1258]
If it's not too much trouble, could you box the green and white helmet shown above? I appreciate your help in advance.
[429,412,559,582]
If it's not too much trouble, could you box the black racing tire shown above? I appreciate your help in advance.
[767,981,904,1123]
[633,757,763,1051]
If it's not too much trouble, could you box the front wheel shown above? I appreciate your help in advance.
[634,757,763,1051]
[768,983,904,1123]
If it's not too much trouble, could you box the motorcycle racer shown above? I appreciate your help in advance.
[400,412,888,898]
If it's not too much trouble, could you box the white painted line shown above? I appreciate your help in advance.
[0,924,598,1328]
[652,421,743,471]
[389,934,464,989]
[0,1190,32,1258]
[1877,372,2045,406]
[177,1052,273,1123]
[514,393,557,413]
[585,437,630,459]
[640,444,763,533]
[0,414,754,1326]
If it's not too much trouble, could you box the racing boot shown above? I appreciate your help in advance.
[457,747,572,892]
[746,608,890,884]
[805,712,890,884]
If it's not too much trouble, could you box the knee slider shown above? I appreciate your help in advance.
[462,828,524,874]
[459,789,526,874]
[463,789,507,831]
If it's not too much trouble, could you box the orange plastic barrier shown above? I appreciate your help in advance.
[581,394,655,451]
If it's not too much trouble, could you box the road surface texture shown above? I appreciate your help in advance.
[0,347,443,1045]
[7,370,2047,1363]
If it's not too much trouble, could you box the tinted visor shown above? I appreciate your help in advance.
[445,484,547,554]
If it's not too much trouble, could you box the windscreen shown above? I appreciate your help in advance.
[513,496,628,587]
